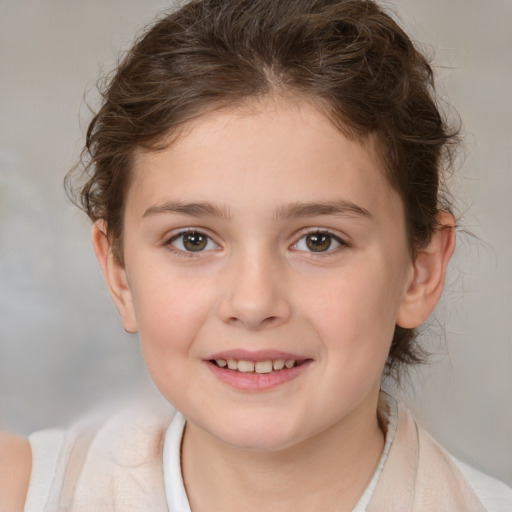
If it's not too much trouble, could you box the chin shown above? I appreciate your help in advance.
[207,415,308,453]
[224,433,300,453]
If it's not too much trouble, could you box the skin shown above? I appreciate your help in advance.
[0,432,32,512]
[92,97,454,511]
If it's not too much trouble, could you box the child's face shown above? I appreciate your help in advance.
[109,98,416,451]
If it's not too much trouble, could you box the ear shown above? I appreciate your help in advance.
[91,220,138,333]
[396,211,455,329]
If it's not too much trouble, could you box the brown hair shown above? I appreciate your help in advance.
[66,0,459,379]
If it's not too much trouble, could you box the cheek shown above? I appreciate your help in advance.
[299,256,407,369]
[295,272,396,427]
[309,267,401,332]
[130,271,217,356]
[129,273,219,406]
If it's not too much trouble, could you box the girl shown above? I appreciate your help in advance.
[1,0,511,510]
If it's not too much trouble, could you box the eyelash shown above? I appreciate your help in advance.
[291,230,348,255]
[165,229,219,257]
[165,228,348,257]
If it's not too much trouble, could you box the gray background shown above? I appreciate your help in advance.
[0,0,511,486]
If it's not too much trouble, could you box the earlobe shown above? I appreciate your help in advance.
[91,221,138,333]
[396,212,456,329]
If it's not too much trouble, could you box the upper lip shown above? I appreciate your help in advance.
[206,349,310,362]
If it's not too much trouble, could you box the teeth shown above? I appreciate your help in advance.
[214,358,298,372]
[237,360,255,373]
[273,359,285,370]
[255,361,273,374]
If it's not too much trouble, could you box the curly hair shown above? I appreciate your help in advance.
[66,0,459,379]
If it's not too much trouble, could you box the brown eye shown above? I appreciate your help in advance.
[293,231,342,253]
[170,231,216,252]
[183,232,207,251]
[305,233,332,252]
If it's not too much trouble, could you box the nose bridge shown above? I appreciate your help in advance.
[219,243,291,330]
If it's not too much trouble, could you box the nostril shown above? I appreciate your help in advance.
[225,315,281,329]
[262,316,279,325]
[219,290,292,329]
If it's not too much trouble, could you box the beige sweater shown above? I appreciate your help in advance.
[24,397,507,511]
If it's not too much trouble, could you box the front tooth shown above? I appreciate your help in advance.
[216,359,227,367]
[255,361,273,374]
[237,360,255,373]
[227,359,238,370]
[284,360,295,369]
[273,359,285,370]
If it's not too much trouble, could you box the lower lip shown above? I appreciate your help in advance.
[206,360,312,391]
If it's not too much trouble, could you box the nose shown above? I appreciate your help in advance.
[218,247,292,330]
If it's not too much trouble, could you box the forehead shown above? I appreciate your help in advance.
[128,98,402,224]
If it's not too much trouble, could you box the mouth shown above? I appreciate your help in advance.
[206,351,312,390]
[210,358,307,374]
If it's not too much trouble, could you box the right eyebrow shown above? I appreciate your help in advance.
[143,200,231,219]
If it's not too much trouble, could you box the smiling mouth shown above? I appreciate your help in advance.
[210,358,307,374]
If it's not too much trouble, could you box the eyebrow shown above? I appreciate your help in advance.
[143,201,231,219]
[142,199,372,221]
[273,200,372,221]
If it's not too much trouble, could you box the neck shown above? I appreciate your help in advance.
[181,389,385,512]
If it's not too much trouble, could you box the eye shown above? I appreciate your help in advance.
[293,231,343,253]
[168,230,218,253]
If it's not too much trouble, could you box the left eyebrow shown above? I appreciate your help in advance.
[273,200,373,221]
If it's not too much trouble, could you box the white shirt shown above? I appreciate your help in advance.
[162,404,512,511]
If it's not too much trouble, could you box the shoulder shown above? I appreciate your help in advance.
[0,431,32,512]
[413,416,512,511]
[451,457,512,512]
[25,397,175,510]
[380,394,512,511]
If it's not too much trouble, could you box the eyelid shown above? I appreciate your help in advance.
[290,228,348,253]
[162,227,348,255]
[164,225,217,240]
[164,228,220,254]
